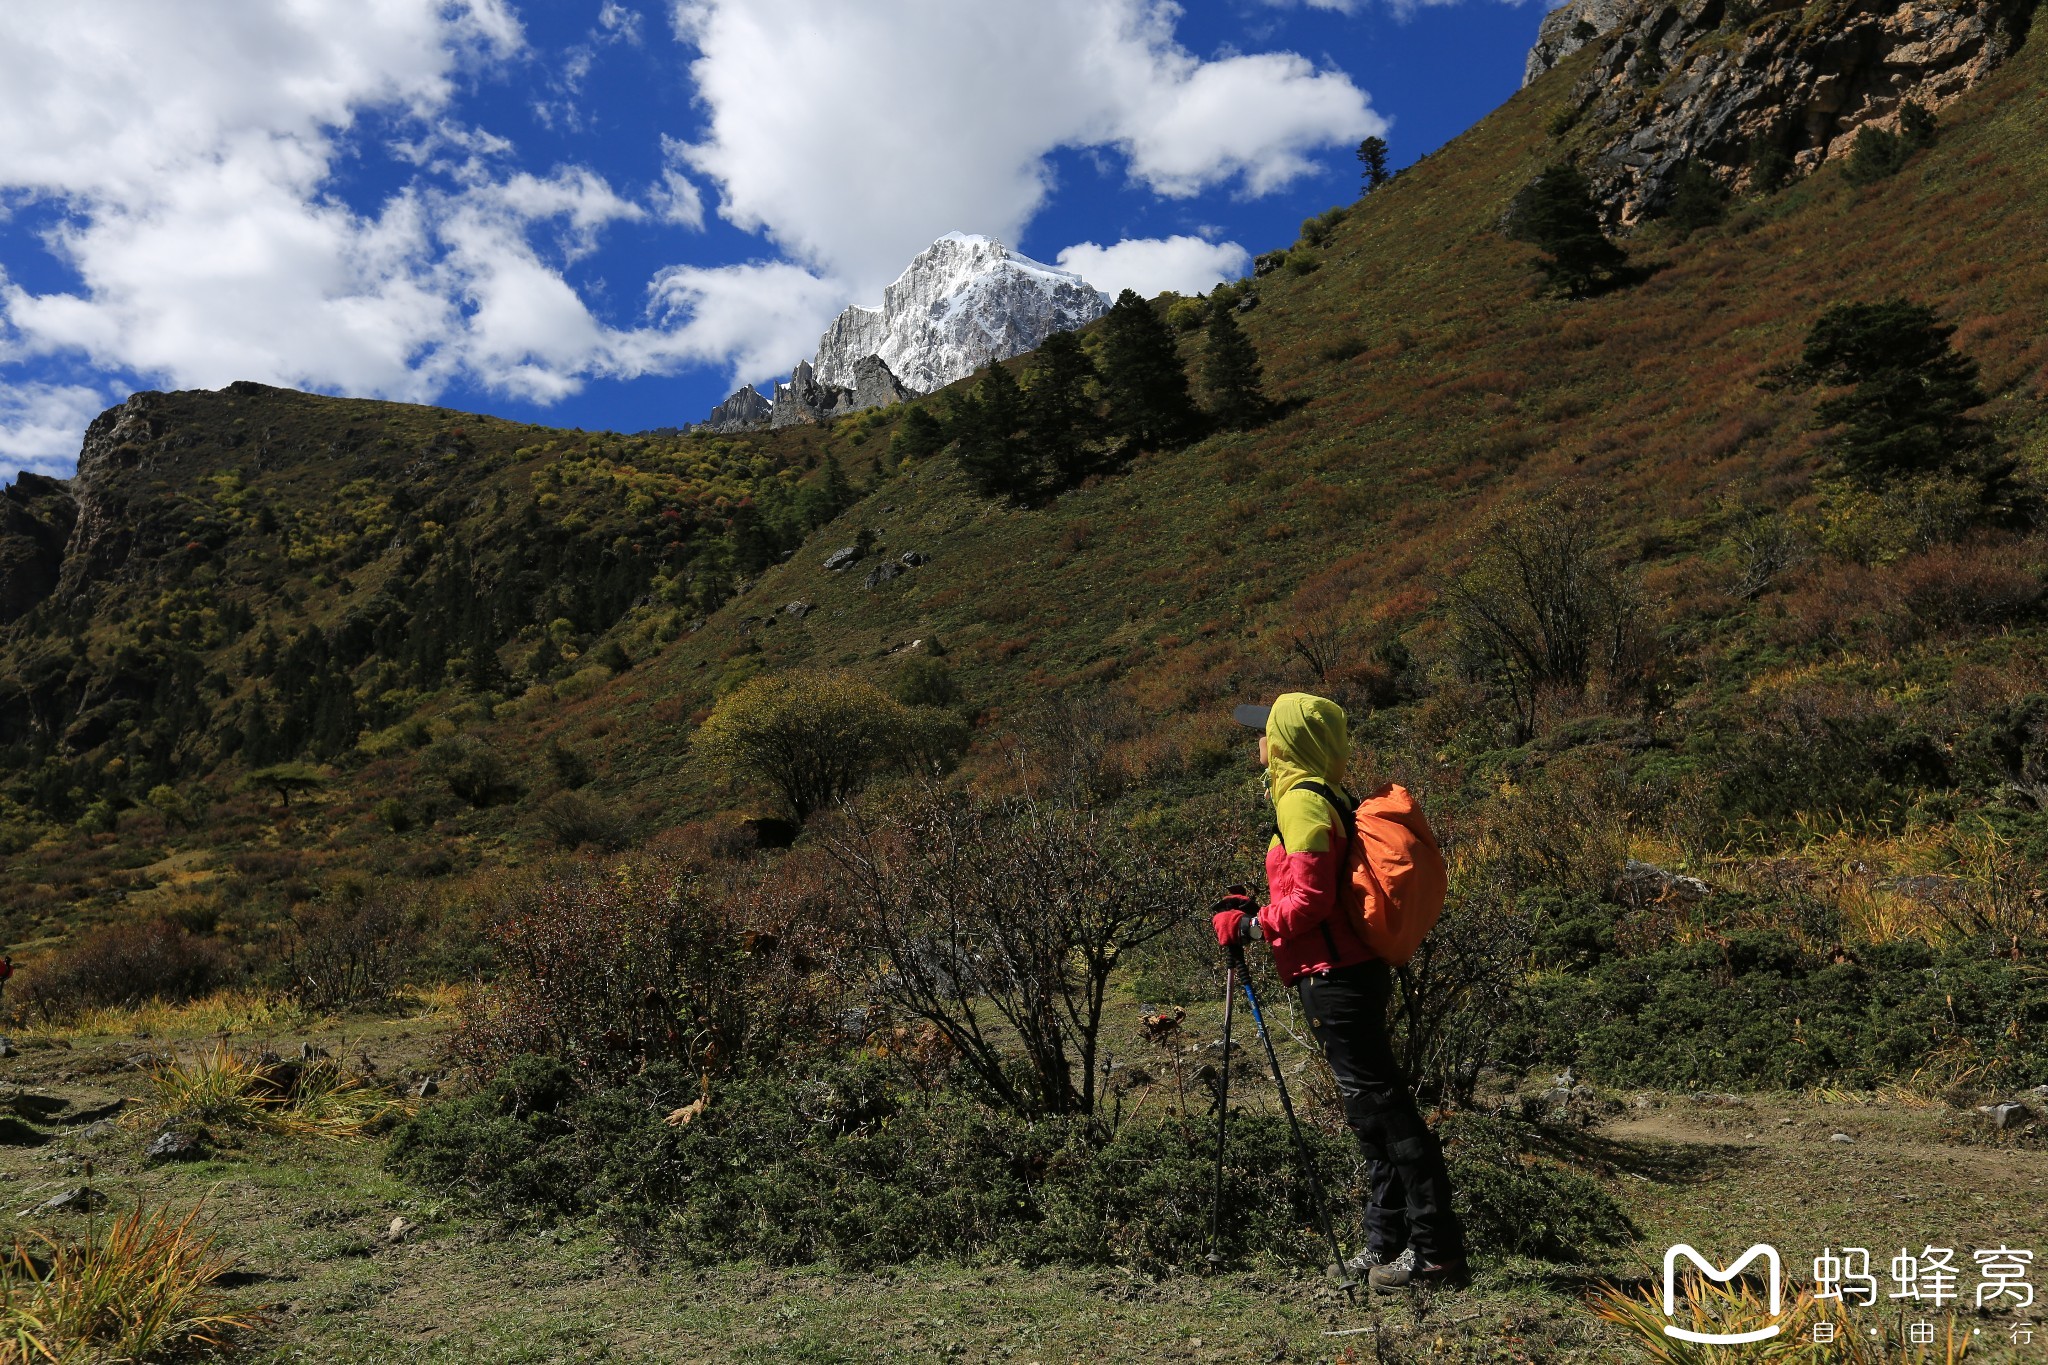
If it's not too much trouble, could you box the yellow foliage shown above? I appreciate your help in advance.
[694,669,966,821]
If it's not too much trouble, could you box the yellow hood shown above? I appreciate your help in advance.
[1265,692,1349,806]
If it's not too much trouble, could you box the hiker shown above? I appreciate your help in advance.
[0,955,11,1000]
[1212,692,1469,1290]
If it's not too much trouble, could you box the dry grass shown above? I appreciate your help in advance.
[0,1198,263,1364]
[126,1042,406,1139]
[1590,1269,1974,1362]
[17,989,309,1044]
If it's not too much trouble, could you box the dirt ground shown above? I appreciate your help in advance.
[3,1009,2045,1363]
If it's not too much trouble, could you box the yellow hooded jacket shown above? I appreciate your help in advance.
[1258,692,1371,981]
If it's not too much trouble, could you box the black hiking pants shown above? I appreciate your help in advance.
[1297,959,1466,1266]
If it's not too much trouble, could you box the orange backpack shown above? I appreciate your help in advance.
[1299,780,1448,967]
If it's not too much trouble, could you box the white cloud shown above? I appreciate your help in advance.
[599,1,646,44]
[0,381,119,483]
[651,135,707,229]
[1056,236,1251,300]
[673,0,1380,293]
[0,0,1388,463]
[641,261,849,390]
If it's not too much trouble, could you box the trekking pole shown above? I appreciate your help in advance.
[1239,965,1357,1300]
[1205,949,1238,1268]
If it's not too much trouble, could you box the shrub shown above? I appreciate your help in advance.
[277,892,422,1010]
[423,735,518,808]
[545,737,593,789]
[15,921,229,1021]
[826,784,1233,1116]
[891,655,961,710]
[453,855,828,1084]
[693,670,966,823]
[1445,498,1651,741]
[390,1054,1632,1271]
[1504,923,2048,1092]
[535,790,631,851]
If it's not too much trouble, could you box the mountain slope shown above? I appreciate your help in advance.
[3,16,2047,949]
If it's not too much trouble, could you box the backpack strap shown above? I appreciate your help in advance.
[1295,780,1354,961]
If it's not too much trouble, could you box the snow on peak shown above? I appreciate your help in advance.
[811,234,1111,394]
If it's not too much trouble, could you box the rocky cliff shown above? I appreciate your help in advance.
[0,472,77,624]
[698,383,772,434]
[1533,0,2036,224]
[810,233,1109,396]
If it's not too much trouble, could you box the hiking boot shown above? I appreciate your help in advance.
[1341,1245,1392,1278]
[1368,1249,1471,1291]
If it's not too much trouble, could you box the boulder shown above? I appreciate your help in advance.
[39,1186,108,1214]
[862,562,903,590]
[144,1129,208,1163]
[822,545,861,573]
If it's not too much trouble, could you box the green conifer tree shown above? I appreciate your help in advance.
[890,405,947,463]
[1356,135,1391,191]
[1098,290,1196,450]
[1505,164,1632,298]
[951,361,1038,501]
[1793,298,1990,487]
[1747,133,1795,195]
[1201,304,1266,429]
[1665,160,1729,236]
[1024,330,1101,488]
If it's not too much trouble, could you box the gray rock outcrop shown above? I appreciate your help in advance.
[850,355,911,412]
[697,383,772,434]
[770,361,856,429]
[1526,0,1634,85]
[1531,0,2035,225]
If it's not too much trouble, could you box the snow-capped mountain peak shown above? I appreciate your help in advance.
[812,234,1110,396]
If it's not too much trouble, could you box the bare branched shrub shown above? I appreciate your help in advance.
[1446,498,1652,741]
[1392,870,1534,1105]
[1004,690,1148,803]
[824,785,1234,1116]
[1727,507,1807,600]
[277,892,423,1012]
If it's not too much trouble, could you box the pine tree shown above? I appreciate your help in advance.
[1664,160,1729,236]
[1793,298,1991,488]
[890,405,947,463]
[1024,330,1101,488]
[1505,164,1632,298]
[1202,304,1266,429]
[1098,290,1196,450]
[1747,133,1794,195]
[1356,135,1391,191]
[951,361,1038,501]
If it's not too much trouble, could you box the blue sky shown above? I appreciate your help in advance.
[0,1,1554,481]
